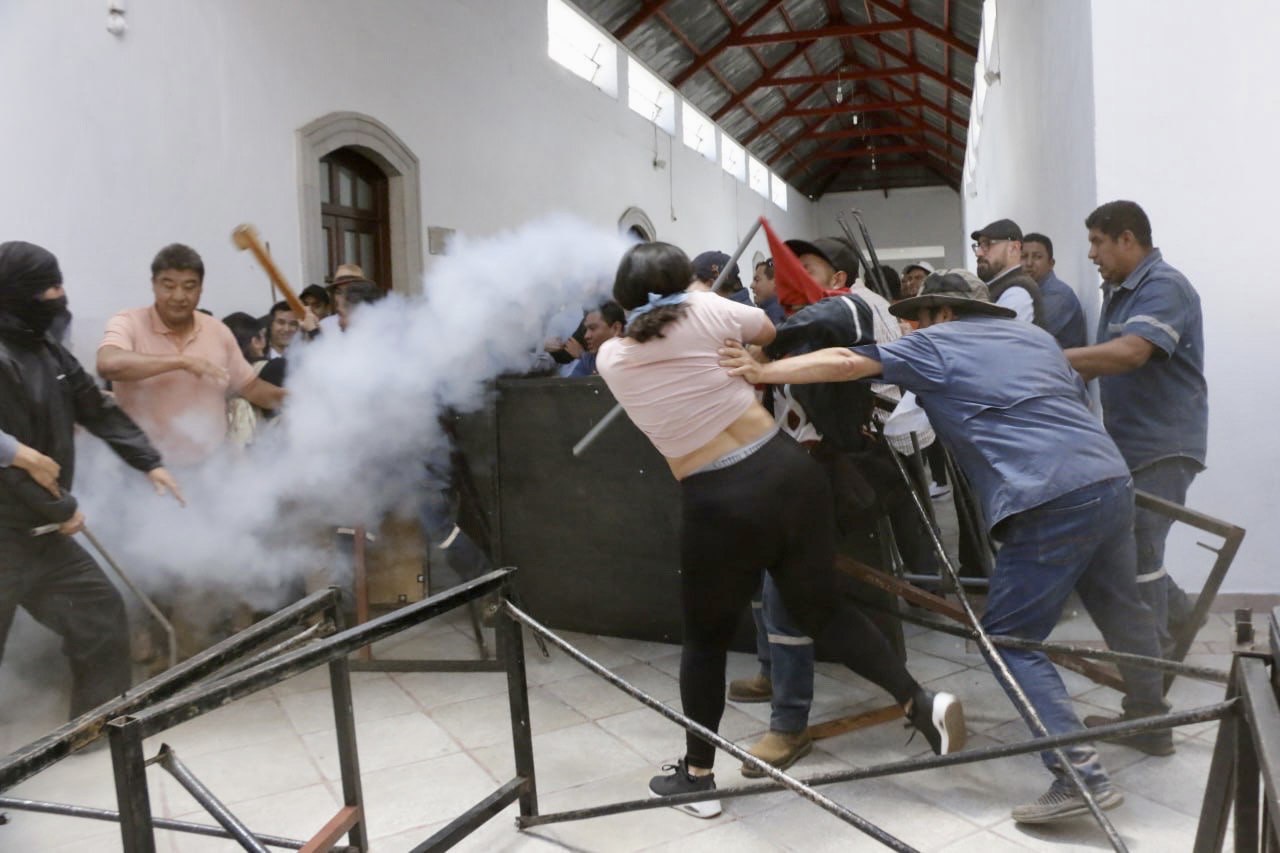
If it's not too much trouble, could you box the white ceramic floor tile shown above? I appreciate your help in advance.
[303,710,462,779]
[467,721,649,795]
[360,750,500,840]
[430,686,586,749]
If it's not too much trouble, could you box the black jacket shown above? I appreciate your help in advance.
[0,316,161,530]
[764,295,876,452]
[987,269,1046,329]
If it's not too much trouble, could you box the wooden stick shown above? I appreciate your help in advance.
[231,224,306,317]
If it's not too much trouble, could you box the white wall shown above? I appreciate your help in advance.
[1089,1,1280,595]
[962,0,1099,322]
[0,0,812,360]
[814,187,966,272]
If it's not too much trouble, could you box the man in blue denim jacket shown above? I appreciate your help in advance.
[720,269,1169,825]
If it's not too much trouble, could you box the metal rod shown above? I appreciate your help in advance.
[571,404,627,457]
[130,569,514,738]
[572,219,764,459]
[409,777,526,852]
[0,587,340,793]
[210,621,331,683]
[517,700,1234,827]
[845,209,893,300]
[155,744,269,853]
[502,601,918,852]
[899,573,988,589]
[497,585,538,818]
[886,449,1129,851]
[326,603,369,853]
[0,797,307,849]
[861,596,1230,683]
[108,716,156,853]
[82,526,178,670]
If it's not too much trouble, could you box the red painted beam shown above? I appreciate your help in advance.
[711,40,814,121]
[865,0,977,59]
[813,144,928,159]
[672,0,786,86]
[781,98,926,118]
[809,124,922,140]
[764,66,916,87]
[730,20,913,48]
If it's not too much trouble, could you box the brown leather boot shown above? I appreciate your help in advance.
[740,730,812,778]
[727,673,772,703]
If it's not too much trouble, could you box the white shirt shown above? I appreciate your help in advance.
[988,267,1035,323]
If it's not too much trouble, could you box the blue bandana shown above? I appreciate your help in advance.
[627,291,689,320]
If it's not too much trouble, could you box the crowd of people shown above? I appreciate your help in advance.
[594,199,1207,826]
[0,197,1207,829]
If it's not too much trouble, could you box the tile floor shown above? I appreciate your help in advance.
[0,595,1245,852]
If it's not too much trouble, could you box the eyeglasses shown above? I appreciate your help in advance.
[971,238,1010,255]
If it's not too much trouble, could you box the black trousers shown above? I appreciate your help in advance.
[679,433,917,768]
[0,532,131,718]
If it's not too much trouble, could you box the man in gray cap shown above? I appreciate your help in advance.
[0,241,183,721]
[971,218,1045,328]
[720,270,1168,824]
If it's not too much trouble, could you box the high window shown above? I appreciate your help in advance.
[627,58,675,134]
[547,0,618,97]
[681,103,716,161]
[721,137,746,181]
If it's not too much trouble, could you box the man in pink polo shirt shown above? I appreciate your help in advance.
[97,244,285,467]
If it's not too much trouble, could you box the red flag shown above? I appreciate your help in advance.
[758,217,848,315]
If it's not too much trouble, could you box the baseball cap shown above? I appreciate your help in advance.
[784,237,860,280]
[969,219,1023,243]
[691,251,741,287]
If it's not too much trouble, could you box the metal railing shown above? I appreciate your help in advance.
[0,569,532,852]
[1194,607,1280,853]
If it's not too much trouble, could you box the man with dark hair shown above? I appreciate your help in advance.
[692,251,752,306]
[301,284,332,319]
[970,219,1045,328]
[1022,232,1087,349]
[97,244,284,465]
[221,312,266,364]
[0,241,182,719]
[751,259,785,324]
[900,261,933,300]
[1067,201,1207,673]
[721,269,1169,822]
[566,300,625,377]
[265,300,300,359]
[728,234,949,778]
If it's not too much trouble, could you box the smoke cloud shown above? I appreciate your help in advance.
[72,214,632,608]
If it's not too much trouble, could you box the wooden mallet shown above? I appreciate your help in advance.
[231,224,307,317]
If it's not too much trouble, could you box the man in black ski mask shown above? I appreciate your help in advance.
[0,241,183,721]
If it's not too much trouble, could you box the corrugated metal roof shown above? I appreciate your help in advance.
[572,0,980,196]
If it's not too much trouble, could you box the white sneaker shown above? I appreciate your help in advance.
[929,482,951,500]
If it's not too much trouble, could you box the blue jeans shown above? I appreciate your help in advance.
[1133,457,1201,654]
[983,477,1167,788]
[752,573,815,733]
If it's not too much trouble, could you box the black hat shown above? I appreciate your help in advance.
[970,219,1023,243]
[784,236,860,280]
[888,269,1016,319]
[691,251,740,286]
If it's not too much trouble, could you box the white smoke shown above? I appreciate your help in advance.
[72,214,632,609]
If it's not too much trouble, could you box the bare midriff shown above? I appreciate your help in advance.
[665,402,776,481]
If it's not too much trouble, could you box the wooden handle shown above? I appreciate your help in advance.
[231,224,307,317]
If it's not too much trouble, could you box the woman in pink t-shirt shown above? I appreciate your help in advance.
[597,243,963,816]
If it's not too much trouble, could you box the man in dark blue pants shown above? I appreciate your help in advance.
[721,270,1168,824]
[1067,200,1207,667]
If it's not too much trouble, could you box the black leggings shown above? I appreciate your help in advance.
[679,432,917,768]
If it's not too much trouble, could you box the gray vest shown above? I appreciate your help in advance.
[987,270,1046,329]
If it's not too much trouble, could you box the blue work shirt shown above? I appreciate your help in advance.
[757,295,786,326]
[1037,272,1087,349]
[856,315,1129,531]
[1096,248,1207,471]
[566,350,598,377]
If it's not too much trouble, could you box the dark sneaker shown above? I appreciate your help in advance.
[648,759,722,818]
[727,673,772,703]
[1082,712,1175,756]
[740,729,813,778]
[1012,778,1124,824]
[908,689,967,755]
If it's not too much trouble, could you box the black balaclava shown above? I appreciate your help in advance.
[0,241,69,336]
